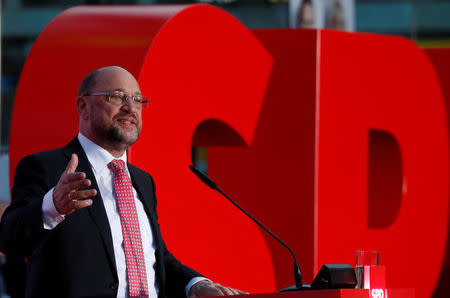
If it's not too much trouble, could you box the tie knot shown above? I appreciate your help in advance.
[108,159,126,174]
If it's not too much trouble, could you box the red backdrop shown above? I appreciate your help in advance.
[8,5,450,297]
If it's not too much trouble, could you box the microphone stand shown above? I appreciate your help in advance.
[189,165,311,291]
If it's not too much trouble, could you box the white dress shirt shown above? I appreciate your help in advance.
[41,133,205,297]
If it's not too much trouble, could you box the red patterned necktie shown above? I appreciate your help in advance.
[108,159,149,297]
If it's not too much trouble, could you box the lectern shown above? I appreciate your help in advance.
[202,289,414,298]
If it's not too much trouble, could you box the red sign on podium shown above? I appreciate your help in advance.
[362,265,386,298]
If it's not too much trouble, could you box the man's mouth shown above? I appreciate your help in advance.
[116,117,136,126]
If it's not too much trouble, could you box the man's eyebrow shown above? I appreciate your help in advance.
[110,88,142,95]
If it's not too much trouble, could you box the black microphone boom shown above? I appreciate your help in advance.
[189,165,217,190]
[189,165,308,291]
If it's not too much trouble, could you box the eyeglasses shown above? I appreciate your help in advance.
[83,91,149,109]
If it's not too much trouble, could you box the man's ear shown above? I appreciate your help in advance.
[76,96,89,120]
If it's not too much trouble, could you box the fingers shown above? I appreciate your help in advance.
[220,287,234,295]
[71,198,93,210]
[64,154,79,174]
[53,154,96,215]
[227,288,248,295]
[187,281,247,297]
[69,189,97,201]
[234,289,249,295]
[214,284,229,295]
[62,175,91,192]
[216,284,239,296]
[218,285,248,296]
[63,172,86,183]
[55,189,96,215]
[188,281,224,297]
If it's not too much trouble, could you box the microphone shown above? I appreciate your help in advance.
[189,165,217,190]
[189,165,309,291]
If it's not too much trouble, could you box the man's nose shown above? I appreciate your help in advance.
[121,97,139,113]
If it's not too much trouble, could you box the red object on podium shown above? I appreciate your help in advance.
[362,265,386,295]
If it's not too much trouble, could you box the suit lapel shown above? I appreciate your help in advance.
[63,138,117,274]
[128,164,166,297]
[128,165,155,219]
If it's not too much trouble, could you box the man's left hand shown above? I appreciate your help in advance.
[188,280,248,297]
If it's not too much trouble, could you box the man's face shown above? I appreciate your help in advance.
[81,67,143,151]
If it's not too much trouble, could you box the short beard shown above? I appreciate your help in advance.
[94,123,140,150]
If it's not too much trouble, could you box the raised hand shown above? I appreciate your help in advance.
[52,154,96,215]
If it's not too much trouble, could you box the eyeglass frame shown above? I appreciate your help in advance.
[82,91,149,109]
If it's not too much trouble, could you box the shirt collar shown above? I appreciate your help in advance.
[78,133,127,175]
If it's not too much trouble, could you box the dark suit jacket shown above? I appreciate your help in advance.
[0,137,202,298]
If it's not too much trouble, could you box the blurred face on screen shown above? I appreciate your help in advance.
[298,0,314,28]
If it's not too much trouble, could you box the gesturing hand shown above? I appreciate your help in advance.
[188,280,248,297]
[52,154,96,215]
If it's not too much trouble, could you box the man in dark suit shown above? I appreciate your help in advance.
[0,66,246,297]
